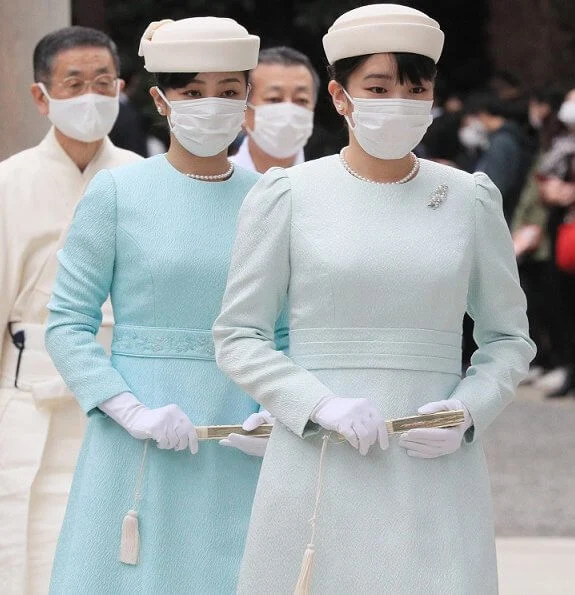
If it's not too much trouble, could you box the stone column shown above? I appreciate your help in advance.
[0,0,70,160]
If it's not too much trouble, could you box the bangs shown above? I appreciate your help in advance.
[328,52,437,87]
[155,72,199,91]
[155,71,249,91]
[394,53,437,85]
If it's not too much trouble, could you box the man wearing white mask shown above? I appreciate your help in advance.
[0,26,140,595]
[463,91,534,225]
[231,45,319,172]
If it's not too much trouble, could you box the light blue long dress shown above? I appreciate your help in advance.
[45,155,282,594]
[213,157,536,594]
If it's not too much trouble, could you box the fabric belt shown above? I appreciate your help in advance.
[1,322,113,408]
[112,325,216,360]
[289,327,462,374]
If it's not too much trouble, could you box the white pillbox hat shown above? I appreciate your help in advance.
[138,17,260,73]
[323,4,444,65]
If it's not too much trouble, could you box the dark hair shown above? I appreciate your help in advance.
[155,71,249,91]
[155,72,198,91]
[254,46,321,100]
[33,26,120,83]
[530,86,568,151]
[490,70,521,90]
[118,52,139,88]
[327,52,437,88]
[463,91,512,118]
[530,86,567,114]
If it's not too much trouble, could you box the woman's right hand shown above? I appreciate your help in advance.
[99,392,198,453]
[310,396,389,455]
[539,177,575,207]
[512,224,542,257]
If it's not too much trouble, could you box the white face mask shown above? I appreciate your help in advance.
[38,82,119,143]
[157,88,246,157]
[458,119,490,151]
[247,102,314,159]
[342,89,433,159]
[558,101,575,126]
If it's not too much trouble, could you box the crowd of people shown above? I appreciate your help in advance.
[415,74,575,399]
[0,3,568,594]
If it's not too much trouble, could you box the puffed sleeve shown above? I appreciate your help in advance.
[213,168,331,437]
[451,172,536,441]
[45,170,131,414]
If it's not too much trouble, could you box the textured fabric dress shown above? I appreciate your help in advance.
[213,156,536,594]
[45,155,279,594]
[0,128,140,595]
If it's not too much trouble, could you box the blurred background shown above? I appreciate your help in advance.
[2,1,575,592]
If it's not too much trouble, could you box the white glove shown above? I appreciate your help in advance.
[398,399,473,459]
[219,409,274,457]
[99,391,199,453]
[310,396,389,455]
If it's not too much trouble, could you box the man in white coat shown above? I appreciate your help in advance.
[0,26,141,595]
[231,46,319,172]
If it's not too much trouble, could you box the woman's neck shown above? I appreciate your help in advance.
[343,137,416,183]
[166,136,231,176]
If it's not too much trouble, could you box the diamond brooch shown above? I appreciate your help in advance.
[428,184,448,209]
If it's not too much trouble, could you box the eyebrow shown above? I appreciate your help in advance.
[363,73,395,81]
[64,66,111,76]
[190,77,243,85]
[263,84,285,93]
[218,77,242,84]
[263,84,312,94]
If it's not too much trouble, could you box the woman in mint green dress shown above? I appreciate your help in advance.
[213,5,535,594]
[44,17,281,594]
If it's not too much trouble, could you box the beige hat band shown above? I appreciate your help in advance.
[323,22,444,64]
[141,37,259,73]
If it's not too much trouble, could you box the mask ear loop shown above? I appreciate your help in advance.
[340,87,357,130]
[36,82,53,109]
[245,83,252,111]
[154,87,175,130]
[243,83,257,137]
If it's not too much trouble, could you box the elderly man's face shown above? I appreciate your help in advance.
[31,46,122,116]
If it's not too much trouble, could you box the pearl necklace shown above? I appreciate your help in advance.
[185,161,234,181]
[339,148,419,185]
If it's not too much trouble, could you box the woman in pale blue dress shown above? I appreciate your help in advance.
[213,5,535,594]
[44,17,282,594]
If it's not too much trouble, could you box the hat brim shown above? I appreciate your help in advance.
[141,36,260,73]
[323,23,444,64]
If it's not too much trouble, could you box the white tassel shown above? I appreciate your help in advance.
[293,435,330,595]
[120,510,140,565]
[120,440,148,565]
[293,543,315,595]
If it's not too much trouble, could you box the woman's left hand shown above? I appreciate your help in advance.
[398,399,472,459]
[219,410,274,457]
